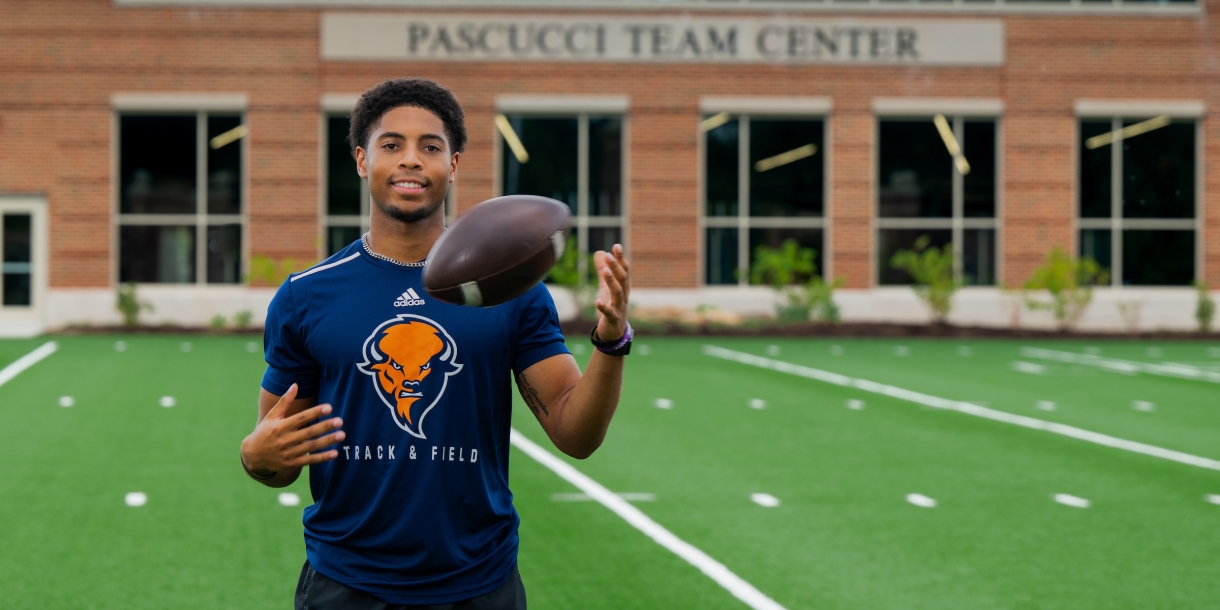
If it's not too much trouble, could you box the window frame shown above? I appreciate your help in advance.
[111,96,249,286]
[494,98,630,284]
[698,97,833,287]
[873,102,1003,287]
[1073,101,1204,287]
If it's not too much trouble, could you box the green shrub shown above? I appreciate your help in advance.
[1022,247,1108,331]
[750,239,842,323]
[889,236,957,324]
[115,283,153,327]
[209,314,227,330]
[547,235,600,320]
[1196,282,1215,332]
[247,255,312,287]
[232,309,254,330]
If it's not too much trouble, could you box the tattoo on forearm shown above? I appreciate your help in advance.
[516,373,550,418]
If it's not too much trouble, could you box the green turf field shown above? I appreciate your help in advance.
[1,335,1218,609]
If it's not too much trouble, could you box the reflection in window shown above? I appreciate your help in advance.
[119,225,196,283]
[118,112,244,284]
[750,120,823,217]
[120,116,196,215]
[2,214,32,306]
[1123,230,1194,285]
[1122,122,1194,219]
[705,228,738,286]
[702,114,825,285]
[589,119,622,217]
[879,121,952,218]
[877,117,998,286]
[207,115,243,215]
[705,117,739,218]
[502,117,579,214]
[207,224,242,284]
[1077,118,1195,286]
[500,113,624,283]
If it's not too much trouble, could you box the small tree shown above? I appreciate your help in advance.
[232,309,254,330]
[115,283,153,327]
[750,239,842,323]
[889,236,957,324]
[247,255,312,287]
[1022,247,1108,331]
[547,235,598,320]
[1196,282,1215,332]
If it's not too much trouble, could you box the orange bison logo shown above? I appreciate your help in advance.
[357,314,463,438]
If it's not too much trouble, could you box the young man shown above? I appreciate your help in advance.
[239,78,632,609]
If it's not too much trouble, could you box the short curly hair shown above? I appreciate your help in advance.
[348,78,467,157]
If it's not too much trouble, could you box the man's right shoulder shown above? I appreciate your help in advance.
[286,242,364,287]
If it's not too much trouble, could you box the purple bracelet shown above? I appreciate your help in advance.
[593,322,634,355]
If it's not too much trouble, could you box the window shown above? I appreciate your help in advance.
[323,114,457,257]
[1078,117,1196,286]
[2,213,32,306]
[877,117,998,286]
[325,114,368,256]
[498,113,624,280]
[702,114,825,285]
[117,114,244,284]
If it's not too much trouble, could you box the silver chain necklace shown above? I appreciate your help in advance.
[361,233,427,268]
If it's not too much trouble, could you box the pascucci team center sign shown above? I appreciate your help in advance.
[322,14,1004,66]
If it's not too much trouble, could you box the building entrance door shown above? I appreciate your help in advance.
[0,197,48,337]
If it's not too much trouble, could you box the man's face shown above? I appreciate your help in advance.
[356,106,459,224]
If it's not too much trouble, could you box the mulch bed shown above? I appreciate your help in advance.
[49,321,1218,341]
[560,319,1220,341]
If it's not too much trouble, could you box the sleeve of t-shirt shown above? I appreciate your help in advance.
[512,283,572,376]
[261,279,321,399]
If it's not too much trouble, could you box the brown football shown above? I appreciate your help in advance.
[422,195,571,307]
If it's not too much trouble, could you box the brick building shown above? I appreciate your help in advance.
[0,0,1215,335]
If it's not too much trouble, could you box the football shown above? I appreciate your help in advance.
[422,195,571,307]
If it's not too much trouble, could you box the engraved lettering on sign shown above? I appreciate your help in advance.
[322,14,1002,66]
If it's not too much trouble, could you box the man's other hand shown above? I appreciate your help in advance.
[241,383,344,479]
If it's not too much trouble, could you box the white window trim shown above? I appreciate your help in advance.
[113,110,249,287]
[698,99,832,286]
[111,93,248,112]
[0,196,48,322]
[495,106,629,282]
[1073,111,1202,287]
[496,95,629,115]
[1074,100,1204,119]
[701,97,832,116]
[874,113,1002,287]
[873,98,1004,117]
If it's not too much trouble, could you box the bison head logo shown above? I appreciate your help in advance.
[357,314,463,438]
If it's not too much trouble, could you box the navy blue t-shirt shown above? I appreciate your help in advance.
[260,240,569,604]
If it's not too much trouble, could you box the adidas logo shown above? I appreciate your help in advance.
[394,288,426,307]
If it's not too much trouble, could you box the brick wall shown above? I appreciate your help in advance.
[1,0,1216,289]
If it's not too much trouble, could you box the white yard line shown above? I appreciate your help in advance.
[509,429,787,610]
[703,345,1220,473]
[0,341,58,389]
[1020,346,1220,384]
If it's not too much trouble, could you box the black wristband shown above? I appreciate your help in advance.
[241,454,277,481]
[590,323,632,357]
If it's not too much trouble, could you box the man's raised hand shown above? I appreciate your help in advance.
[240,383,344,483]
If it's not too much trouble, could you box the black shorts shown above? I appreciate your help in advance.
[294,561,527,610]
